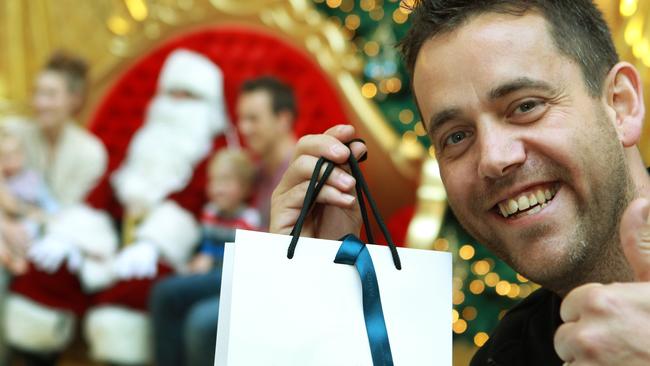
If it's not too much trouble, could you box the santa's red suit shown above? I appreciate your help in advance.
[4,49,230,364]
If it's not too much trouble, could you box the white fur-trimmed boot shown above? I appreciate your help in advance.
[84,306,151,365]
[3,295,75,353]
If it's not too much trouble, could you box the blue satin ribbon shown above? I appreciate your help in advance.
[334,234,394,366]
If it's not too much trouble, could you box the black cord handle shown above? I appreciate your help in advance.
[287,140,402,270]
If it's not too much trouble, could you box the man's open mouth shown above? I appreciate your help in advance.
[495,183,559,219]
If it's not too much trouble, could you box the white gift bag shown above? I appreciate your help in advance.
[215,230,451,366]
[215,147,451,365]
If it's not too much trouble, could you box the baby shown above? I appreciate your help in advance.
[150,148,261,366]
[0,131,57,274]
[187,148,261,273]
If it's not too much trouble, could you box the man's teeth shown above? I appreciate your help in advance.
[498,188,556,218]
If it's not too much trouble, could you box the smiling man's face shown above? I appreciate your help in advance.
[413,12,633,291]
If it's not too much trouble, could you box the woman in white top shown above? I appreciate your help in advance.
[4,51,107,206]
[0,51,107,366]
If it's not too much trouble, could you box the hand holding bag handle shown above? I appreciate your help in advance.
[287,139,402,270]
[286,139,401,366]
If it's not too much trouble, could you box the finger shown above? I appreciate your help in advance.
[560,283,603,323]
[554,322,577,363]
[270,182,357,235]
[323,124,358,143]
[620,197,650,281]
[292,134,352,171]
[349,139,367,162]
[324,125,368,162]
[280,155,356,194]
[293,125,365,165]
[287,181,356,208]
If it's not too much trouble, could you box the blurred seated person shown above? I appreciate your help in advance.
[0,51,105,366]
[150,149,260,366]
[110,49,233,281]
[150,76,297,366]
[3,51,107,207]
[237,76,297,229]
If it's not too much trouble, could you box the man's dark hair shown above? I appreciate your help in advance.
[44,50,88,95]
[398,0,619,96]
[240,76,297,119]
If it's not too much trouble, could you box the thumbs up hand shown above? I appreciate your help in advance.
[554,197,650,365]
[620,198,650,281]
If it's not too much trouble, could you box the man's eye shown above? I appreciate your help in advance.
[514,100,542,114]
[444,131,467,146]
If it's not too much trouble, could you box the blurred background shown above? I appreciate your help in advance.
[0,0,648,365]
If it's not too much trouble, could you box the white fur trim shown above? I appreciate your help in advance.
[158,49,223,105]
[80,258,117,293]
[84,306,150,364]
[3,295,75,353]
[111,98,215,209]
[135,201,199,269]
[46,205,118,259]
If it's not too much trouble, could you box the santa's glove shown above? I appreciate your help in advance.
[112,240,159,280]
[28,234,83,274]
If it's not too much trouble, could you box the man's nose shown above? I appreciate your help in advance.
[477,123,526,179]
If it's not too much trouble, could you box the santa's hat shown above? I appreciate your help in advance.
[157,49,223,104]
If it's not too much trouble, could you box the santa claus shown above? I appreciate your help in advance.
[4,49,231,365]
[110,48,233,280]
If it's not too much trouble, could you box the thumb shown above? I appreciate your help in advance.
[620,197,650,281]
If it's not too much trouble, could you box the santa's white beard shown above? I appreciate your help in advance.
[112,95,219,209]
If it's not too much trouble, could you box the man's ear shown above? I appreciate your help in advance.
[603,61,645,147]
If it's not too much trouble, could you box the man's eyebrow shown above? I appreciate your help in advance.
[488,77,558,101]
[425,78,557,136]
[427,107,462,136]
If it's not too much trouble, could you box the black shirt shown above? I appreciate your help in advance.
[470,288,564,366]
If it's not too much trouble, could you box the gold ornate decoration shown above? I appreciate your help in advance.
[406,156,447,248]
